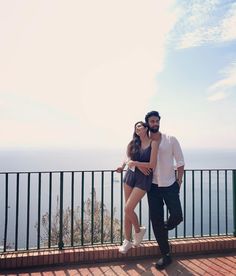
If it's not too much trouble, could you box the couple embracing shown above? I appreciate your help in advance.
[116,110,185,270]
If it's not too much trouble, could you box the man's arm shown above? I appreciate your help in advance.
[176,165,184,186]
[136,166,152,175]
[172,136,185,187]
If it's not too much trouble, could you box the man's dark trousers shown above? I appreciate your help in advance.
[147,181,183,255]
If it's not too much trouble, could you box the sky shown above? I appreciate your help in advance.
[0,0,236,150]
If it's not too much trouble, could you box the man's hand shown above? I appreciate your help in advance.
[176,179,182,188]
[137,167,152,176]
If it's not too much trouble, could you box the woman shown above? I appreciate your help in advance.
[116,121,158,254]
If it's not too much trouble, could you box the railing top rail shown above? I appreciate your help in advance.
[0,168,236,174]
[184,169,236,171]
[0,170,116,174]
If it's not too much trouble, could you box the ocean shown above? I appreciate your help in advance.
[0,148,236,172]
[0,148,236,250]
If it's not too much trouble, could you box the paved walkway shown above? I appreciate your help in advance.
[1,252,236,276]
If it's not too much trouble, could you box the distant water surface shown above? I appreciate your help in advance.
[0,148,236,172]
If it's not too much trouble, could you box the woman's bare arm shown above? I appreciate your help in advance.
[116,145,129,172]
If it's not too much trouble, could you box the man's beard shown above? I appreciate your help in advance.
[149,126,159,133]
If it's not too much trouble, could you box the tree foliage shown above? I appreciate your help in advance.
[40,189,121,246]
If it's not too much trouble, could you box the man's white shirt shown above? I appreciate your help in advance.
[152,133,185,187]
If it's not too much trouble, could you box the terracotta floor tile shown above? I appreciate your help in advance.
[210,258,236,274]
[179,259,205,275]
[1,252,236,276]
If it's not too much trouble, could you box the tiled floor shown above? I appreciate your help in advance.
[1,252,236,276]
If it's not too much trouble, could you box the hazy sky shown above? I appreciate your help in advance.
[1,0,236,150]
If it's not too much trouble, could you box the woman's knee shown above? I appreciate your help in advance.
[124,204,134,216]
[124,213,131,222]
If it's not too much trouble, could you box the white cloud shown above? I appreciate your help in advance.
[174,0,236,49]
[207,62,236,101]
[220,3,236,41]
[0,0,178,148]
[207,91,228,101]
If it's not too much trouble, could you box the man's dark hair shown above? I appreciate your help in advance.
[145,111,161,123]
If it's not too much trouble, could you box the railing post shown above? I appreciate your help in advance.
[58,172,64,249]
[233,170,236,237]
[4,173,9,252]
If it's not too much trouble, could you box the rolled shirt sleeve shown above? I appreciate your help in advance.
[171,136,185,168]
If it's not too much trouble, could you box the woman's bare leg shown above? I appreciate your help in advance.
[125,187,146,233]
[123,184,133,240]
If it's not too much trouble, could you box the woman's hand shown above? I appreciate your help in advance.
[116,167,123,173]
[127,160,136,168]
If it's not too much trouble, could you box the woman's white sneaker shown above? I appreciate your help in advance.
[119,239,132,254]
[133,226,146,246]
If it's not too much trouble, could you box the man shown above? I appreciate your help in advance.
[142,111,185,270]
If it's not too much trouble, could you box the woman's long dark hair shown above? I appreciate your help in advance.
[127,121,148,160]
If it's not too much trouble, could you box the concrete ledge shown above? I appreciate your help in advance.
[1,236,236,270]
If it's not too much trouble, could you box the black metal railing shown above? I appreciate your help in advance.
[0,169,235,252]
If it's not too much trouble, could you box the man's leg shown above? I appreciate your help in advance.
[163,181,183,230]
[147,184,169,255]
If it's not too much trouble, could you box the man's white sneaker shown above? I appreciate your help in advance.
[119,239,132,254]
[133,226,146,246]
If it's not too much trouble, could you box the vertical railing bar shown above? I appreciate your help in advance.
[217,170,220,236]
[101,171,104,244]
[26,173,31,250]
[174,170,177,238]
[71,172,74,247]
[139,200,142,227]
[120,171,123,244]
[192,170,195,238]
[4,173,9,252]
[165,204,168,242]
[225,170,228,235]
[175,223,178,238]
[48,172,52,248]
[37,173,41,249]
[148,211,151,240]
[200,170,203,237]
[15,173,20,251]
[209,170,212,236]
[165,205,168,221]
[81,172,84,246]
[91,171,94,245]
[233,170,236,237]
[183,170,186,238]
[174,171,177,238]
[175,170,178,239]
[165,206,168,241]
[111,171,114,243]
[58,172,64,249]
